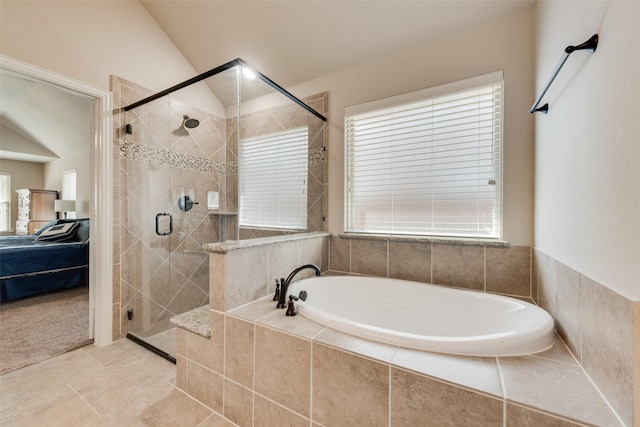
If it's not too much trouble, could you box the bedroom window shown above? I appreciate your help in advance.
[62,169,77,219]
[345,71,503,239]
[239,127,308,230]
[0,173,11,232]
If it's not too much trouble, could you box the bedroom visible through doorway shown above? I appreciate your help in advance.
[0,55,113,354]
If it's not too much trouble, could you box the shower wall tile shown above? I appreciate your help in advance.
[224,316,254,389]
[351,238,387,277]
[112,303,121,340]
[112,262,120,304]
[486,246,531,297]
[432,244,484,290]
[114,75,233,339]
[390,367,503,427]
[581,275,635,427]
[312,343,389,427]
[388,240,431,283]
[255,326,311,417]
[554,262,582,361]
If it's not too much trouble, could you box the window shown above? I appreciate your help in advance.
[345,71,503,239]
[239,127,308,230]
[62,169,77,219]
[0,173,11,232]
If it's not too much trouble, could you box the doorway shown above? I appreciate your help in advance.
[0,55,113,347]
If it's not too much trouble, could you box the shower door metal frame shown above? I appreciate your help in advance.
[123,58,327,122]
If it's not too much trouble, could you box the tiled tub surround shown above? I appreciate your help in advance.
[329,235,533,298]
[204,232,330,312]
[331,235,638,426]
[534,249,640,427]
[168,233,632,426]
[175,294,623,427]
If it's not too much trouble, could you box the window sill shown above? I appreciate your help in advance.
[338,233,510,248]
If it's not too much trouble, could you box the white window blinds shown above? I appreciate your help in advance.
[239,127,308,230]
[0,173,11,232]
[62,169,77,219]
[345,71,503,239]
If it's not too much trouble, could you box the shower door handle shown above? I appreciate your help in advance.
[155,213,173,236]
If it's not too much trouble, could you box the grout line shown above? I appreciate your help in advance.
[506,402,595,427]
[483,244,487,292]
[67,383,104,418]
[388,364,392,427]
[495,357,507,400]
[252,319,256,427]
[495,356,507,427]
[310,341,314,425]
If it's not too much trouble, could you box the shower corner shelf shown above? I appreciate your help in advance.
[208,211,237,216]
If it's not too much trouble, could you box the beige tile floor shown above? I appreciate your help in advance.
[0,339,236,426]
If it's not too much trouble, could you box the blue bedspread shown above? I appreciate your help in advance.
[0,235,89,278]
[0,229,89,302]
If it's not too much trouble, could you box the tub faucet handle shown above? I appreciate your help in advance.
[276,277,287,308]
[286,295,299,317]
[273,279,280,302]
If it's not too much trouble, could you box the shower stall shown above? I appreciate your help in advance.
[119,58,327,360]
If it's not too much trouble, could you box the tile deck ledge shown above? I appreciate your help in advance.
[170,306,211,338]
[225,295,624,427]
[203,232,330,253]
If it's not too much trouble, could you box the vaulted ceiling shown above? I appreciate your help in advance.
[1,0,535,163]
[141,0,535,88]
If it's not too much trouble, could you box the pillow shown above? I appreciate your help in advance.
[75,220,90,243]
[35,222,81,242]
[34,220,60,236]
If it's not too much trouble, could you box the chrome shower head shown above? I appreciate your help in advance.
[182,115,200,129]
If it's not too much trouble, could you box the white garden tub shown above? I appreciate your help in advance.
[287,276,555,357]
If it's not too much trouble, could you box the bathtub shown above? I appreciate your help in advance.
[287,276,555,357]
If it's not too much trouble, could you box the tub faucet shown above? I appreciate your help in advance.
[277,264,321,309]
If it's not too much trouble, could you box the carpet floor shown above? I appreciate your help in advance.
[0,286,92,375]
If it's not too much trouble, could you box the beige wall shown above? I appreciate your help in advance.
[289,11,536,246]
[533,1,640,300]
[43,149,91,218]
[0,0,220,113]
[0,159,45,233]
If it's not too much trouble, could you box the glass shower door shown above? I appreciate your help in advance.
[122,94,211,359]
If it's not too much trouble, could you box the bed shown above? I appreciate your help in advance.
[0,219,90,302]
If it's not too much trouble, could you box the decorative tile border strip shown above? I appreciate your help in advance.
[309,147,326,165]
[120,140,228,173]
[121,140,325,173]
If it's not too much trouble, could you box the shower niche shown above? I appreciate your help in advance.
[118,59,327,359]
